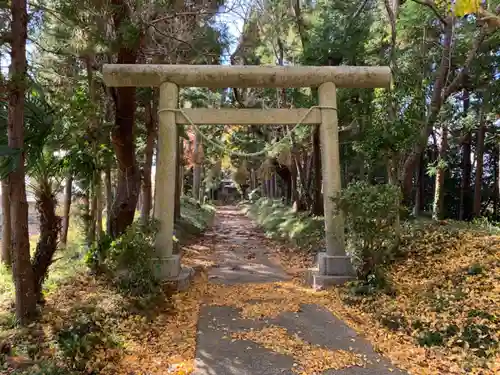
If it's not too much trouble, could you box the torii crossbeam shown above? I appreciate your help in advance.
[103,64,392,289]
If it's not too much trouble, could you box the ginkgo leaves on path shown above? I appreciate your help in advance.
[232,326,364,374]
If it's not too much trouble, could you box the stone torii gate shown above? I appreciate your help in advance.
[102,64,392,288]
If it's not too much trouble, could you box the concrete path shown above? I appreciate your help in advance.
[193,207,405,375]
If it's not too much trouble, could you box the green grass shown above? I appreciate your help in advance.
[0,264,13,299]
[244,198,324,250]
[176,196,215,240]
[0,223,86,307]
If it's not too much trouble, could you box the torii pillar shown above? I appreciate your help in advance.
[102,64,391,289]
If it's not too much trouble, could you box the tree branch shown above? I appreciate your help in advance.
[410,0,447,25]
[151,10,217,24]
[478,6,500,29]
[443,28,488,98]
[350,0,371,22]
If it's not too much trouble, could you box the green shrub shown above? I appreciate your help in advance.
[467,262,484,275]
[179,196,215,235]
[336,181,401,281]
[0,263,14,300]
[460,323,498,357]
[84,234,113,273]
[55,307,119,371]
[417,330,444,347]
[104,220,161,296]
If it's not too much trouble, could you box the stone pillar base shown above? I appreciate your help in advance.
[318,253,356,276]
[166,266,195,291]
[305,252,356,290]
[305,271,355,289]
[153,254,181,279]
[153,254,194,291]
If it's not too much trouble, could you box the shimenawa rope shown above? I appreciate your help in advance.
[157,105,337,158]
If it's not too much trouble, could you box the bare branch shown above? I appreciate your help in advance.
[151,11,216,24]
[350,0,371,22]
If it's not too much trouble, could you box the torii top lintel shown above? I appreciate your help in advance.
[102,64,392,89]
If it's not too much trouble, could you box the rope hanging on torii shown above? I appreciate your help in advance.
[157,105,337,158]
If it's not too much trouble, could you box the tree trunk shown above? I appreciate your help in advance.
[109,0,140,238]
[459,89,471,220]
[110,83,140,237]
[432,125,448,220]
[494,146,499,218]
[1,180,11,265]
[141,97,155,225]
[459,131,472,220]
[8,0,37,323]
[275,174,279,198]
[174,134,182,220]
[403,20,453,202]
[32,191,61,302]
[290,158,299,206]
[192,130,202,201]
[473,108,487,217]
[495,145,500,219]
[250,168,256,190]
[311,126,323,215]
[85,57,99,243]
[88,176,98,244]
[104,165,113,235]
[81,190,91,247]
[60,174,72,245]
[413,152,425,216]
[96,176,103,241]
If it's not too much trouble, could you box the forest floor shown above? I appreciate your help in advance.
[0,203,499,375]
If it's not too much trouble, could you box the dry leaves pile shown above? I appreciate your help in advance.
[329,226,500,375]
[181,241,217,269]
[232,326,364,374]
[0,270,209,375]
[2,218,498,375]
[111,271,209,375]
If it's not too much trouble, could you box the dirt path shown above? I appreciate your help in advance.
[192,207,405,375]
[202,206,291,284]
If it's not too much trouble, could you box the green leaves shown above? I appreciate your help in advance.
[336,181,402,280]
[101,219,161,296]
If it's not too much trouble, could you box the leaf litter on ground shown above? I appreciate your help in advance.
[231,326,364,374]
[2,218,498,375]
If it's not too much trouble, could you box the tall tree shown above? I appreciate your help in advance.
[8,0,37,323]
[108,0,141,237]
